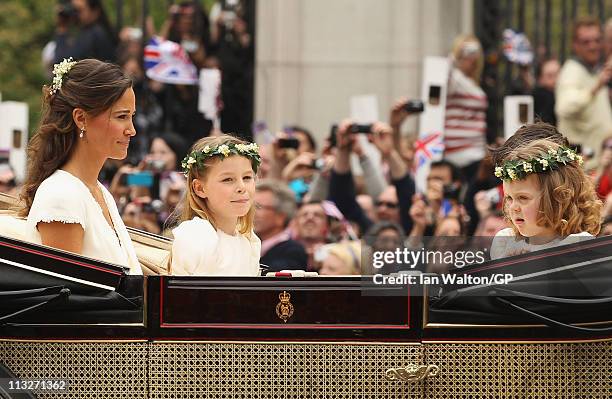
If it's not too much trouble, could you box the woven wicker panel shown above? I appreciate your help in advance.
[0,341,148,398]
[424,341,612,398]
[149,342,424,398]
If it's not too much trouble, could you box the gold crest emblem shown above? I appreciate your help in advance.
[275,291,294,323]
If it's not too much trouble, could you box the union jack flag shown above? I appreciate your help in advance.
[321,200,358,241]
[413,132,445,193]
[143,37,162,70]
[414,132,444,169]
[143,36,198,85]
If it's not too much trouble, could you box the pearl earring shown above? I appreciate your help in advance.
[79,127,85,138]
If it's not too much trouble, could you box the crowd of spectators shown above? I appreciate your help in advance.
[2,4,611,276]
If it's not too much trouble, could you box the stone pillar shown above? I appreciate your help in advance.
[255,0,473,142]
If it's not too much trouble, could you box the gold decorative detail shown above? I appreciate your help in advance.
[385,364,439,382]
[275,291,294,323]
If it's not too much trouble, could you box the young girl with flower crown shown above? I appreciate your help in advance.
[170,135,262,276]
[490,123,602,260]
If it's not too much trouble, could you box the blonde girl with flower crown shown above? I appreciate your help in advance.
[490,123,602,260]
[169,134,262,276]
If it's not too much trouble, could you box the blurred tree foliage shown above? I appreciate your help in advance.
[0,1,55,134]
[0,0,215,136]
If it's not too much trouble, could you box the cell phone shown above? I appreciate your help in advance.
[12,129,22,149]
[442,183,461,201]
[0,149,9,164]
[145,159,166,172]
[349,124,373,134]
[308,159,326,170]
[428,85,441,106]
[142,199,164,213]
[328,124,372,147]
[181,39,199,53]
[278,137,300,150]
[120,171,154,187]
[518,103,529,124]
[403,99,424,113]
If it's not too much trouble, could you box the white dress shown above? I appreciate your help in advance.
[26,169,142,275]
[490,228,593,260]
[171,217,261,276]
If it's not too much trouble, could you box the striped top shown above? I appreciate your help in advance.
[444,68,488,167]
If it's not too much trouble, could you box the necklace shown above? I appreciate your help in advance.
[85,182,121,244]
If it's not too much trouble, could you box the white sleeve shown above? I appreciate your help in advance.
[489,228,515,261]
[249,231,262,276]
[170,218,218,275]
[27,180,87,230]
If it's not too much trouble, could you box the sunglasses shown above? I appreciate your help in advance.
[375,201,399,209]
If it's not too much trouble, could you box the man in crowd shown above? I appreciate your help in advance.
[291,201,330,270]
[556,17,612,164]
[255,179,308,271]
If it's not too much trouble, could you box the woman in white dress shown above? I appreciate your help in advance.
[19,58,141,274]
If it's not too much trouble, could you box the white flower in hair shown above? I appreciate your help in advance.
[187,157,197,165]
[247,143,259,152]
[235,144,248,152]
[539,159,549,169]
[547,148,556,155]
[494,167,504,178]
[218,144,230,157]
[566,151,576,161]
[576,155,584,165]
[507,169,517,180]
[202,145,211,154]
[50,57,77,95]
[522,162,533,173]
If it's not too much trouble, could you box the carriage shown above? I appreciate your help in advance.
[1,193,611,398]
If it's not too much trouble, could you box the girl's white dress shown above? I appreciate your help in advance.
[26,169,142,275]
[490,228,593,260]
[171,217,261,276]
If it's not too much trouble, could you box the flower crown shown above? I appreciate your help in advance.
[49,58,78,95]
[181,142,261,175]
[494,146,583,181]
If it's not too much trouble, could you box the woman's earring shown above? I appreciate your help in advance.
[79,127,85,138]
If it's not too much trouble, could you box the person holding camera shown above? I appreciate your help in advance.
[110,133,188,232]
[161,1,212,69]
[210,0,255,138]
[254,179,308,272]
[121,197,163,235]
[408,160,463,240]
[53,0,117,64]
[556,17,612,168]
[328,119,416,237]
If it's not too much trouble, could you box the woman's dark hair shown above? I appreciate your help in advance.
[365,221,406,246]
[167,1,211,50]
[19,59,132,216]
[149,132,189,170]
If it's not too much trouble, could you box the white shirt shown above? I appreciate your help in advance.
[490,228,593,260]
[171,217,261,276]
[26,169,142,275]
